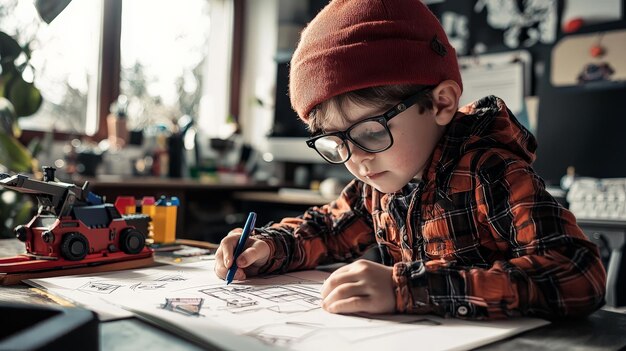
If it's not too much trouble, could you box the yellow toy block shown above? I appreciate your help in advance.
[152,205,177,243]
[141,203,156,217]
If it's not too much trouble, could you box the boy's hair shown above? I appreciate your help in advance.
[289,0,462,123]
[307,84,434,134]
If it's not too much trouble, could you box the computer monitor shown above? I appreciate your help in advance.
[267,60,323,163]
[533,85,626,186]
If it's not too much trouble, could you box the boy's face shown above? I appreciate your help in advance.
[323,100,447,193]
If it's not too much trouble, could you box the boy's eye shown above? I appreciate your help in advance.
[365,129,387,139]
[353,127,386,142]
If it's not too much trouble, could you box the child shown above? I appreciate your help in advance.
[215,0,606,319]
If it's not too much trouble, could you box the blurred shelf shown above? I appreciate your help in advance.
[82,176,278,191]
[233,189,331,206]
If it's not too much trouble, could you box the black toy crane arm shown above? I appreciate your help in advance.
[0,167,97,217]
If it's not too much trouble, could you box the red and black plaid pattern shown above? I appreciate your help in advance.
[253,96,606,320]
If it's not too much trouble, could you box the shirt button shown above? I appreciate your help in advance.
[403,234,408,241]
[457,305,469,316]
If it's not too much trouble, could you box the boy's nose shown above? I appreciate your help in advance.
[347,141,374,164]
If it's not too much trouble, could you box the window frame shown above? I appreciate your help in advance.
[19,0,242,145]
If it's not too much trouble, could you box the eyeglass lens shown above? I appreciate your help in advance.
[313,119,391,163]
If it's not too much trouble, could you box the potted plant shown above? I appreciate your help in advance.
[0,0,71,238]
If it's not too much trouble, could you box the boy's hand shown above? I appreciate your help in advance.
[214,229,270,281]
[320,260,395,314]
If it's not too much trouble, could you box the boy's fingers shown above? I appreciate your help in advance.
[236,246,260,268]
[331,263,351,275]
[234,269,246,281]
[325,296,368,314]
[220,230,242,268]
[214,246,222,261]
[321,271,357,298]
[214,247,224,268]
[323,281,365,305]
[214,246,231,279]
[237,240,270,268]
[214,263,227,279]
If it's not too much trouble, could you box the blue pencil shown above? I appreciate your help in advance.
[225,212,257,285]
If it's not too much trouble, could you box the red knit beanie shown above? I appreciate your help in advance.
[290,0,462,121]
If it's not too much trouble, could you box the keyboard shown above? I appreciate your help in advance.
[567,178,626,221]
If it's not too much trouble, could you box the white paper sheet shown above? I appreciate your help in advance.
[26,259,549,351]
[562,0,622,27]
[460,62,525,114]
[457,50,534,132]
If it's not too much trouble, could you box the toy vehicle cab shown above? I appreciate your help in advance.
[0,167,153,273]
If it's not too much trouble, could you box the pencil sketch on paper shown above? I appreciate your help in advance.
[78,280,168,293]
[130,282,167,291]
[28,261,550,351]
[78,281,121,294]
[246,317,441,348]
[155,274,187,282]
[199,284,321,314]
[162,297,204,316]
[67,268,196,301]
[200,286,259,310]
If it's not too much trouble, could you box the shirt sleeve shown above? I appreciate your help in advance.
[393,152,607,320]
[252,179,376,274]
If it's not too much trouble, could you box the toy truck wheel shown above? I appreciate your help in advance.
[120,228,145,255]
[14,225,28,242]
[61,233,89,261]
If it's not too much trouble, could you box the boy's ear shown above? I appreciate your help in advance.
[431,80,461,126]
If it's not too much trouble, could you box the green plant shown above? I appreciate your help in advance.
[0,0,71,238]
[0,96,37,239]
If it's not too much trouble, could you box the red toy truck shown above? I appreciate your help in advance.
[0,167,152,273]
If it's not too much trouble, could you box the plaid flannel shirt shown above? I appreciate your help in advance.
[253,96,606,320]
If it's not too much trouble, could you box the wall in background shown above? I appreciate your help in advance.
[413,0,626,185]
[240,0,626,185]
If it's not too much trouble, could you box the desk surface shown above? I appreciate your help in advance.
[1,238,626,351]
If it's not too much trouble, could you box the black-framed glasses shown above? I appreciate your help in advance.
[306,92,424,164]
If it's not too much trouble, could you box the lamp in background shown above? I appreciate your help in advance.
[34,0,72,24]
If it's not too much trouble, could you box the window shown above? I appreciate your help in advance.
[1,0,236,140]
[120,0,211,131]
[0,0,103,134]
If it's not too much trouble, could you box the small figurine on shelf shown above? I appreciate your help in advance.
[107,95,129,151]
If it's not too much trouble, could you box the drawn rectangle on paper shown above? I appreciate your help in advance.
[26,260,550,351]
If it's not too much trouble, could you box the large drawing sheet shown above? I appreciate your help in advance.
[26,259,549,351]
